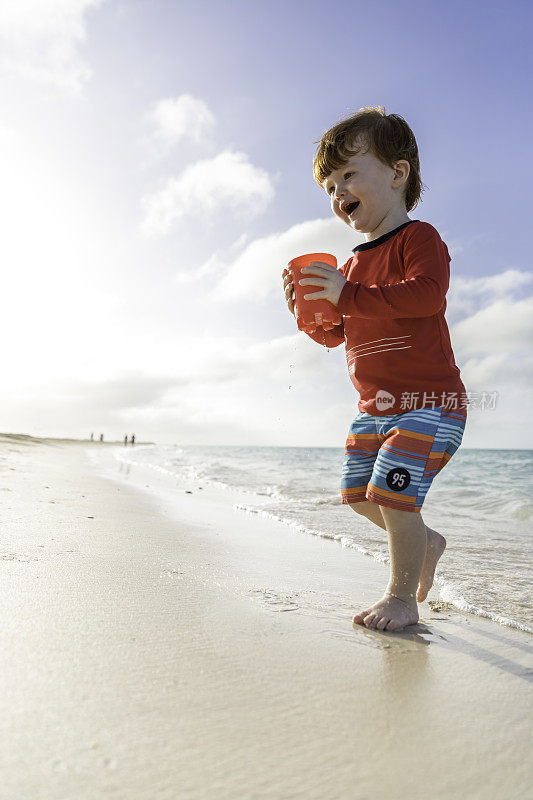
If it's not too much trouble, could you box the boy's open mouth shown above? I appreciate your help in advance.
[342,201,360,216]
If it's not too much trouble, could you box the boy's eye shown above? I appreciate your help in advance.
[327,172,354,194]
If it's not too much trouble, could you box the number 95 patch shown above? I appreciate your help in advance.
[386,467,411,492]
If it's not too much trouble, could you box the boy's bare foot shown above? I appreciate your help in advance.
[416,528,446,602]
[353,592,419,631]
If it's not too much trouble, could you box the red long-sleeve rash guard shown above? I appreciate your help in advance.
[305,219,467,416]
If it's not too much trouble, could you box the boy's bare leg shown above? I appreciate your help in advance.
[349,500,446,602]
[351,505,427,630]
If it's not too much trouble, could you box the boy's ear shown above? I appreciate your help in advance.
[393,159,410,187]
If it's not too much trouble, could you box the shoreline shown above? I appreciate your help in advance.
[1,435,531,799]
[2,431,532,450]
[105,439,532,635]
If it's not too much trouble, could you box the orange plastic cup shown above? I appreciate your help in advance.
[288,252,343,333]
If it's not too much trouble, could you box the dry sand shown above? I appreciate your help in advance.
[0,433,531,800]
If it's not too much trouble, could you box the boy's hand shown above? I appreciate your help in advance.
[299,262,347,306]
[282,267,296,316]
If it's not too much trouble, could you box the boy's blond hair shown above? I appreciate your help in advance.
[313,106,425,212]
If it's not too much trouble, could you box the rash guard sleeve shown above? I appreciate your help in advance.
[336,227,450,319]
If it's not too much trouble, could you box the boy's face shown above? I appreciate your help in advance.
[322,139,410,236]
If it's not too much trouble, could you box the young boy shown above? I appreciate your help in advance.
[282,106,468,632]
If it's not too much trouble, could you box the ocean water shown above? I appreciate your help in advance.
[112,444,533,634]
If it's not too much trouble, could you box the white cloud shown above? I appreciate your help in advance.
[1,331,351,445]
[446,277,533,444]
[120,331,348,445]
[140,149,275,237]
[116,333,336,391]
[148,94,215,150]
[445,265,533,392]
[0,0,105,93]
[451,296,533,356]
[447,269,532,318]
[174,233,250,285]
[193,216,364,302]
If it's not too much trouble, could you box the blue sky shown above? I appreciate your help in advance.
[0,0,531,447]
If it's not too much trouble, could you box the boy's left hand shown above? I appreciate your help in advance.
[299,262,347,306]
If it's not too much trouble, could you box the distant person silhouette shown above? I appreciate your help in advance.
[99,433,104,442]
[131,434,135,446]
[90,432,94,441]
[124,434,128,446]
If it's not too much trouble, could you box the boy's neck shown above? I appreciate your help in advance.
[364,209,411,243]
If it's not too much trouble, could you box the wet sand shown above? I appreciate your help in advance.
[0,433,531,799]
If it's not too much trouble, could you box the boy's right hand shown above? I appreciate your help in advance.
[282,268,296,317]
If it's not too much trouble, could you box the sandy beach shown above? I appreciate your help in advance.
[0,433,531,800]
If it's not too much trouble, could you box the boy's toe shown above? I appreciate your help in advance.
[376,617,390,630]
[353,608,372,624]
[386,618,405,631]
[363,613,377,627]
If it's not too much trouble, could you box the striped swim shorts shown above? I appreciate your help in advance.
[341,406,467,513]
